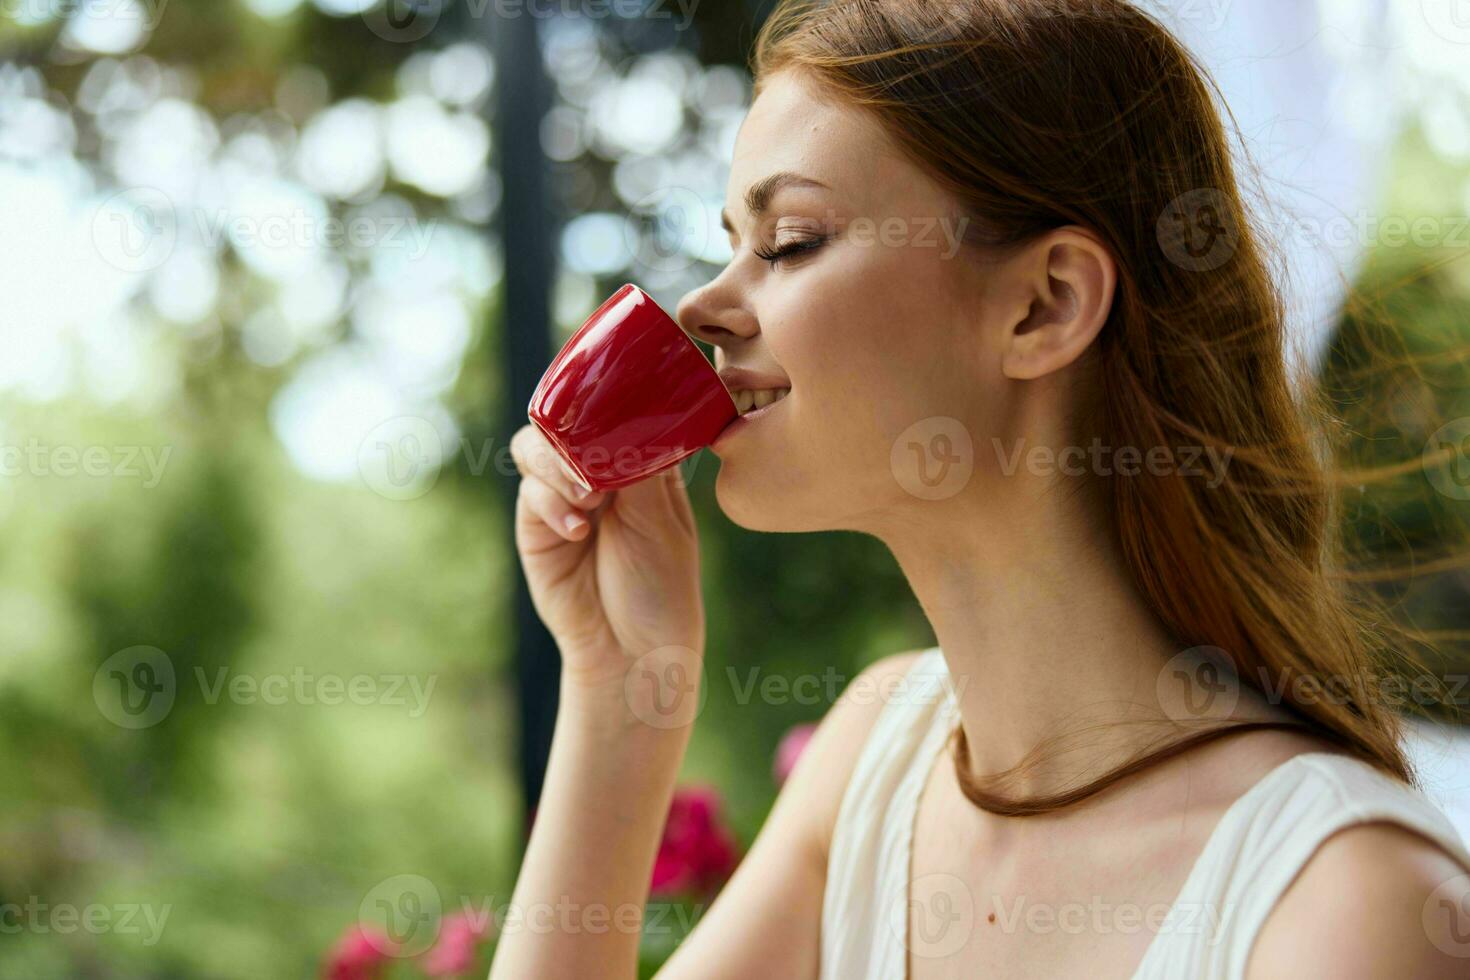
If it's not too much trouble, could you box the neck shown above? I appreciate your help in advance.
[873,473,1185,800]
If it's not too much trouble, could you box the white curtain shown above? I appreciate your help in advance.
[1149,0,1470,831]
[1143,0,1394,373]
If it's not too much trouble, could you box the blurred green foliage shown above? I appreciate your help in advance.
[1319,125,1470,685]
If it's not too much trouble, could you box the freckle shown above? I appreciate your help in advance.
[987,912,996,924]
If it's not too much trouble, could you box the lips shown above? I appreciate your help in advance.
[712,390,787,451]
[717,366,792,395]
[711,365,792,451]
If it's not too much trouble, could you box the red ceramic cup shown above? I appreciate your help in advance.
[527,283,737,492]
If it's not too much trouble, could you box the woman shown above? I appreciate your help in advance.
[496,1,1470,977]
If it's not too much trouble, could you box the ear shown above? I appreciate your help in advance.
[999,228,1116,381]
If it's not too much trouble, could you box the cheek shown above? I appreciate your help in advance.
[771,239,966,401]
[756,244,976,490]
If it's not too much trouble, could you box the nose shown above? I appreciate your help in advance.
[676,273,759,356]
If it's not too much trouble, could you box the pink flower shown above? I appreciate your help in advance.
[422,910,496,977]
[322,925,393,980]
[773,723,818,786]
[650,784,740,898]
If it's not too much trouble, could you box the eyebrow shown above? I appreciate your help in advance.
[719,171,830,235]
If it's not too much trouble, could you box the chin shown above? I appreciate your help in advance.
[712,463,836,534]
[713,467,783,531]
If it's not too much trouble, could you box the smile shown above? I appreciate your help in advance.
[713,387,790,450]
[732,387,791,415]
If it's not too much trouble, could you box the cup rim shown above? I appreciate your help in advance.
[529,417,595,492]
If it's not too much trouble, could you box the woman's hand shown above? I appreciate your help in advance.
[509,423,706,693]
[488,426,705,980]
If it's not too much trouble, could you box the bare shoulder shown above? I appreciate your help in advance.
[1246,819,1470,979]
[801,648,932,864]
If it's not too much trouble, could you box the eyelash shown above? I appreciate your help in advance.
[754,236,828,267]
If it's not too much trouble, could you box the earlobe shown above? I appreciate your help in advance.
[999,229,1116,381]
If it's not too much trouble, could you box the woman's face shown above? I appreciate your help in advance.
[677,69,1017,533]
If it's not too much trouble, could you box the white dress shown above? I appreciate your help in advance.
[819,647,1470,979]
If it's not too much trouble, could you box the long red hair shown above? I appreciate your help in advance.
[753,0,1468,813]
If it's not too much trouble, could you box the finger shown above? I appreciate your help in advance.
[614,460,684,511]
[661,463,697,537]
[511,425,605,510]
[518,474,593,541]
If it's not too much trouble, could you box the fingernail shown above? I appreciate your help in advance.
[564,514,587,533]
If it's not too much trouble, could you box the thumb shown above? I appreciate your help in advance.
[616,462,683,506]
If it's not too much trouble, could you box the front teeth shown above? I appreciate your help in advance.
[735,388,790,414]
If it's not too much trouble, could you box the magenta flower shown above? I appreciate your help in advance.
[322,925,394,980]
[773,723,818,786]
[421,910,496,977]
[650,784,740,898]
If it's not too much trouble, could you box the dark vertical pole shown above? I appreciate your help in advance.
[492,9,559,824]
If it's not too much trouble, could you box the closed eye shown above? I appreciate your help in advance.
[753,236,828,267]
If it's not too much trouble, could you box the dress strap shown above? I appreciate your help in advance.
[820,648,958,980]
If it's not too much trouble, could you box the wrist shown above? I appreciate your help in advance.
[558,647,705,739]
